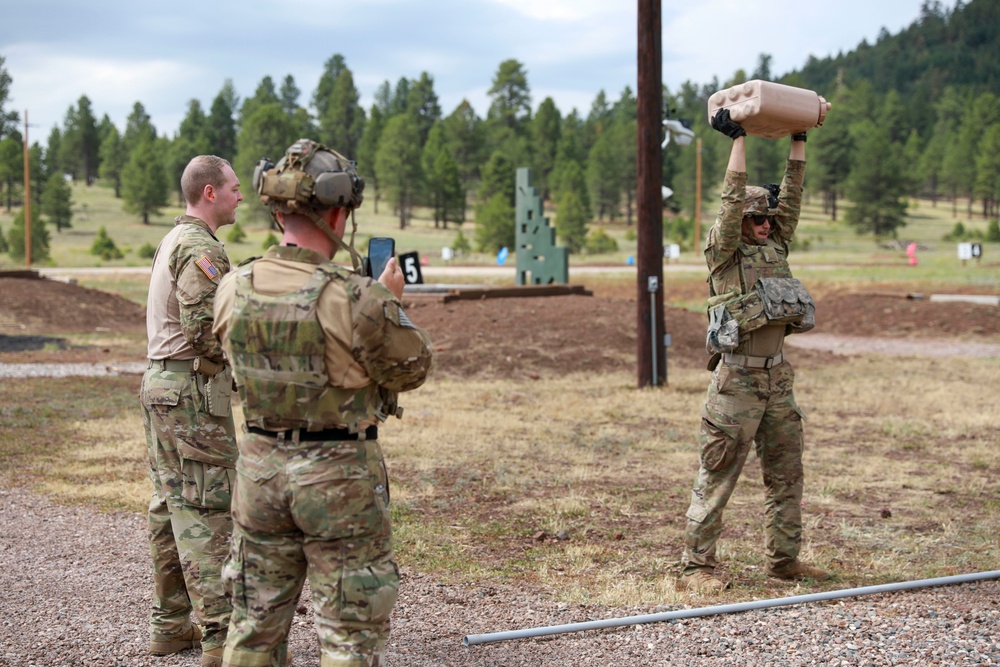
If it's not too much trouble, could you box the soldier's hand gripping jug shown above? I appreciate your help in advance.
[707,80,831,139]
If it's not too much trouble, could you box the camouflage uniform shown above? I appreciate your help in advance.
[140,215,237,652]
[682,160,812,575]
[213,244,433,667]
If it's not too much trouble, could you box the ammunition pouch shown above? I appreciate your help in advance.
[707,288,768,337]
[756,277,815,332]
[706,304,740,354]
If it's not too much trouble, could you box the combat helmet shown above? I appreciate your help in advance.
[252,139,366,269]
[743,185,779,217]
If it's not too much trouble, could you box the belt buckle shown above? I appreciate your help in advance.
[763,356,775,369]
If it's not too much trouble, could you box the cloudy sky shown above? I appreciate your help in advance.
[2,0,956,140]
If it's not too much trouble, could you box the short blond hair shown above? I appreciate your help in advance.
[180,155,232,205]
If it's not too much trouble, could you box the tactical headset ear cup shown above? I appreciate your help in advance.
[313,171,363,209]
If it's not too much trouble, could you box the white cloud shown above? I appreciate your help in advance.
[487,0,619,22]
[7,43,204,131]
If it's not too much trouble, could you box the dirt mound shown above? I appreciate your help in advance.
[0,277,145,334]
[405,294,708,379]
[1,274,998,377]
[816,291,1000,339]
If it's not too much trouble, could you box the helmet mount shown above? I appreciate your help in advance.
[253,139,366,269]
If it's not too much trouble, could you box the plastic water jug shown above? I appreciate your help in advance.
[707,80,831,139]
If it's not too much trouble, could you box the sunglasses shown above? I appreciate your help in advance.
[745,214,771,226]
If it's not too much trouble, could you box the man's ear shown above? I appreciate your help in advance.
[204,184,216,202]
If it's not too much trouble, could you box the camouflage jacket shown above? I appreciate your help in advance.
[705,159,805,277]
[704,160,806,357]
[146,215,230,363]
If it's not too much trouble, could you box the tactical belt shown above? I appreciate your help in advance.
[247,425,378,442]
[148,357,224,376]
[722,351,784,369]
[148,358,196,372]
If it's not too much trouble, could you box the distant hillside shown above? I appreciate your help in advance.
[786,0,1000,137]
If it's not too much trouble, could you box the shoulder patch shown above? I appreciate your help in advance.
[195,255,221,280]
[397,307,416,329]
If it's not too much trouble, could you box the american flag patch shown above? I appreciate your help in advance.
[196,255,220,280]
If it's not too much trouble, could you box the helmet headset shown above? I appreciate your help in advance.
[253,139,366,269]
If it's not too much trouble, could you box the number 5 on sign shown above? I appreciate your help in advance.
[399,251,424,284]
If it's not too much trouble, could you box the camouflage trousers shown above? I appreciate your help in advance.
[682,359,806,573]
[140,363,237,651]
[222,430,398,667]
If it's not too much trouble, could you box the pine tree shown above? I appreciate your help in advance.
[845,120,908,237]
[41,172,73,232]
[98,125,126,198]
[357,105,385,213]
[319,67,366,159]
[586,130,620,221]
[473,194,514,253]
[375,114,422,229]
[60,95,100,184]
[556,189,588,254]
[421,123,462,228]
[442,100,484,209]
[530,97,561,200]
[6,207,50,262]
[207,80,239,162]
[121,136,168,224]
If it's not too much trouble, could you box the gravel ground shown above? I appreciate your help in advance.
[0,362,147,378]
[1,486,998,666]
[784,334,1000,359]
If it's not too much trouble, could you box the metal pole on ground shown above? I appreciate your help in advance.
[463,570,1000,646]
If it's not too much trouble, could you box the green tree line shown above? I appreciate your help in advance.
[2,0,1000,263]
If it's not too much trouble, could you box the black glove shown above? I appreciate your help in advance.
[710,108,746,140]
[791,132,807,142]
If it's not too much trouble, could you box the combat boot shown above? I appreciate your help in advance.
[150,625,202,655]
[676,569,728,594]
[767,560,831,581]
[201,646,224,667]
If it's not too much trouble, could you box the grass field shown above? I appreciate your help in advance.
[0,178,997,282]
[1,355,997,606]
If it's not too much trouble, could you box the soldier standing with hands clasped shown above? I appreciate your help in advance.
[140,155,242,666]
[213,139,433,666]
[676,109,830,594]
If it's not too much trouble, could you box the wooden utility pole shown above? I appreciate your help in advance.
[23,110,31,269]
[636,0,665,387]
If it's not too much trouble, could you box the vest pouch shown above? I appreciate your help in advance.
[724,289,768,334]
[756,277,815,331]
[706,304,740,354]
